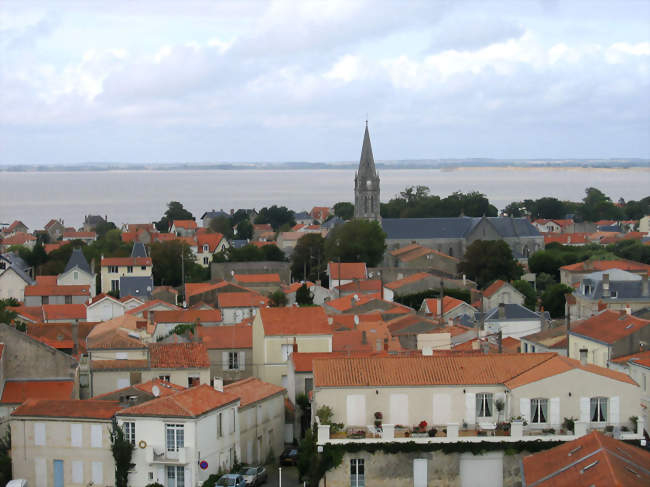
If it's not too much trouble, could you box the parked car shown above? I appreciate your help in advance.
[280,447,299,466]
[239,465,267,486]
[216,474,247,487]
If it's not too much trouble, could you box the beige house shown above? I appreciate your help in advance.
[252,307,332,388]
[482,280,525,309]
[312,353,640,433]
[11,399,121,487]
[224,377,285,464]
[568,310,650,367]
[57,248,96,297]
[195,232,229,267]
[100,256,153,295]
[0,264,34,301]
[419,296,477,321]
[559,259,650,287]
[640,215,650,233]
[387,243,459,276]
[610,350,650,430]
[197,325,253,383]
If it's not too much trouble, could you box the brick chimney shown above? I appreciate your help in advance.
[436,299,442,317]
[498,303,506,319]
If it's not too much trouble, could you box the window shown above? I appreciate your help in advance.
[584,284,592,294]
[580,349,588,363]
[111,280,119,293]
[203,257,209,265]
[166,466,184,487]
[109,265,118,273]
[127,266,133,273]
[281,344,293,361]
[531,399,548,424]
[305,377,313,395]
[531,345,536,353]
[524,343,528,353]
[228,352,239,370]
[141,265,147,270]
[448,247,453,257]
[350,459,365,487]
[159,375,170,382]
[203,244,209,252]
[65,295,72,304]
[34,422,46,445]
[232,408,237,433]
[123,422,135,445]
[218,412,223,437]
[188,376,200,387]
[73,271,79,280]
[42,296,49,305]
[165,424,184,452]
[91,424,102,448]
[590,397,608,423]
[476,393,493,418]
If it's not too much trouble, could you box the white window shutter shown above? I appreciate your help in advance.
[609,396,619,424]
[222,351,229,370]
[72,460,83,484]
[34,422,46,446]
[91,424,102,448]
[519,398,531,423]
[92,461,103,484]
[465,392,476,424]
[71,423,82,447]
[580,397,590,422]
[239,351,245,370]
[550,398,560,426]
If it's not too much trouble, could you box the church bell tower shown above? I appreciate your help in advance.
[354,122,381,222]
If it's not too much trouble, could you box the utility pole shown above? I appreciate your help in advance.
[181,247,185,307]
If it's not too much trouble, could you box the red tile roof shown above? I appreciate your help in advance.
[610,350,650,368]
[544,233,590,245]
[101,257,152,267]
[63,230,96,239]
[324,293,382,312]
[282,281,314,294]
[117,384,238,418]
[291,351,393,372]
[335,279,382,294]
[422,296,469,316]
[12,399,121,419]
[171,219,197,229]
[197,325,252,349]
[44,242,65,254]
[185,282,224,298]
[126,299,180,316]
[217,292,268,308]
[197,232,224,252]
[482,279,508,297]
[224,377,285,408]
[1,232,36,245]
[522,431,650,486]
[0,379,75,404]
[24,283,90,297]
[570,310,650,344]
[149,343,210,368]
[92,378,186,400]
[332,322,403,353]
[384,272,433,290]
[43,304,87,321]
[91,359,149,370]
[259,307,332,336]
[6,220,27,232]
[87,328,145,350]
[560,259,650,273]
[399,246,459,263]
[329,312,384,330]
[88,293,122,306]
[328,262,367,281]
[152,309,222,324]
[310,207,331,220]
[233,273,281,283]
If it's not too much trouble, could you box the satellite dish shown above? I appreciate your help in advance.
[152,385,160,397]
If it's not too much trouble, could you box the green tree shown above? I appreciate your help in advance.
[150,240,197,287]
[291,234,326,281]
[512,280,537,310]
[611,240,650,265]
[209,215,234,238]
[296,283,314,306]
[231,209,251,226]
[269,289,288,307]
[261,244,287,261]
[333,202,354,220]
[156,201,194,232]
[541,283,574,318]
[504,201,527,217]
[535,272,556,293]
[579,187,622,222]
[528,250,565,280]
[324,220,386,267]
[529,197,567,219]
[235,219,253,240]
[95,220,118,239]
[109,418,134,487]
[0,298,18,325]
[459,240,523,288]
[254,205,295,231]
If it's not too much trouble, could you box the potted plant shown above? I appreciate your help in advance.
[495,398,505,422]
[428,427,438,437]
[630,416,639,432]
[562,417,576,434]
[418,420,428,433]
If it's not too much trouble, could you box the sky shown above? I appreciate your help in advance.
[1,0,649,164]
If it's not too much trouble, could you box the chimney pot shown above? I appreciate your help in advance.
[436,299,442,317]
[498,302,506,319]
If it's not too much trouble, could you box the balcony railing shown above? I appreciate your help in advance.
[144,446,191,464]
[317,419,645,445]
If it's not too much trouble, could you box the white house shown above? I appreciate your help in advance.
[86,294,126,322]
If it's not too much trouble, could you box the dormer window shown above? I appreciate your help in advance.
[203,244,209,252]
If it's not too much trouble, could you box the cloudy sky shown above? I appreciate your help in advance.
[1,0,649,164]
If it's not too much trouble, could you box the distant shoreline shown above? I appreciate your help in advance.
[1,160,648,172]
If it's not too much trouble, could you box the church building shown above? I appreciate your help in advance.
[354,122,381,222]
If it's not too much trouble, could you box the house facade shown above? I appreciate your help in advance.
[100,256,153,295]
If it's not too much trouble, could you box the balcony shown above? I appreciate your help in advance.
[317,418,645,445]
[144,445,192,464]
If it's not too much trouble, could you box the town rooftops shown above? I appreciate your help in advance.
[484,304,543,321]
[126,299,180,316]
[482,280,512,298]
[93,378,186,400]
[335,279,382,294]
[117,384,238,418]
[217,292,268,308]
[171,219,197,230]
[12,399,121,419]
[197,325,252,349]
[0,379,75,404]
[384,272,435,290]
[325,293,382,312]
[152,309,222,324]
[24,283,90,297]
[64,248,92,274]
[610,350,650,368]
[148,342,210,368]
[1,232,36,245]
[197,232,224,252]
[42,304,87,321]
[87,328,145,350]
[258,307,332,336]
[522,431,650,486]
[312,353,636,388]
[101,256,152,267]
[223,377,285,408]
[291,351,394,372]
[521,325,568,350]
[421,296,469,316]
[5,220,27,232]
[569,310,650,345]
[328,262,368,281]
[233,273,281,283]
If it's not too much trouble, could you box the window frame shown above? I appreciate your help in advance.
[530,398,548,425]
[123,422,136,446]
[350,458,365,487]
[228,351,239,370]
[590,397,608,423]
[165,423,184,453]
[476,393,494,418]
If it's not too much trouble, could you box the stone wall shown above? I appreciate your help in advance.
[321,449,526,487]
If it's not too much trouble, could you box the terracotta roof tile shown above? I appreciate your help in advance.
[384,272,434,290]
[610,350,650,367]
[482,280,507,297]
[422,296,469,316]
[197,325,252,349]
[335,279,382,293]
[332,322,403,353]
[328,262,367,281]
[12,399,121,419]
[63,231,96,239]
[570,310,650,344]
[522,431,650,486]
[149,343,210,368]
[171,219,197,229]
[101,257,152,267]
[1,379,74,404]
[259,307,332,336]
[224,377,285,408]
[92,378,185,400]
[126,299,179,316]
[197,232,224,252]
[400,246,459,263]
[282,281,315,294]
[218,292,268,308]
[87,328,145,350]
[88,293,121,306]
[291,351,394,372]
[324,293,382,312]
[389,243,422,257]
[91,359,149,370]
[43,304,87,321]
[24,283,90,297]
[560,259,650,273]
[152,309,222,324]
[233,273,281,283]
[117,384,238,418]
[6,220,27,232]
[1,232,36,245]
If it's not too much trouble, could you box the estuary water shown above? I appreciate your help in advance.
[1,166,648,229]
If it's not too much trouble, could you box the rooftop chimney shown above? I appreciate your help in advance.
[602,273,610,298]
[642,273,649,297]
[214,377,224,392]
[498,303,506,319]
[437,299,442,317]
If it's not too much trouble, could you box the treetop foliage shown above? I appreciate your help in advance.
[156,201,194,232]
[324,220,386,267]
[381,186,498,219]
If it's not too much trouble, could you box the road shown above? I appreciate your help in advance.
[264,465,302,487]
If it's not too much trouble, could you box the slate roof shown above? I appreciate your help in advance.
[482,303,544,321]
[119,276,153,299]
[201,210,230,219]
[322,216,343,229]
[294,211,311,220]
[131,242,148,258]
[382,217,541,240]
[358,123,377,177]
[0,263,35,286]
[63,248,92,274]
[578,268,648,300]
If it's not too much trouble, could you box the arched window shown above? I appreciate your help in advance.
[365,196,369,213]
[531,398,548,424]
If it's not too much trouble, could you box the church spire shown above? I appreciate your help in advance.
[358,122,376,177]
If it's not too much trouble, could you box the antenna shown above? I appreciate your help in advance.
[152,385,160,397]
